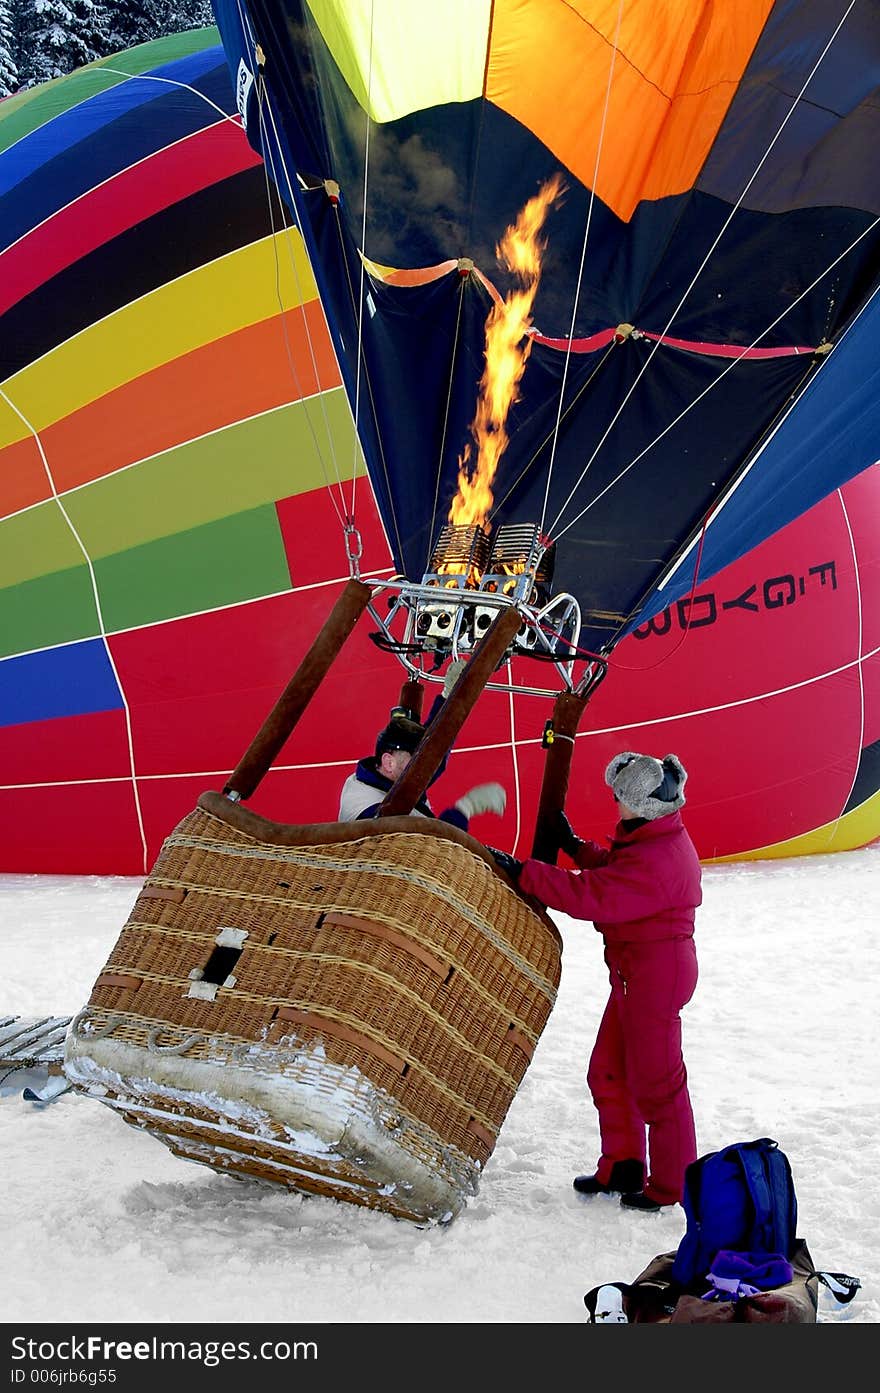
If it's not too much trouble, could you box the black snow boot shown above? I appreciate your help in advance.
[619,1190,665,1212]
[573,1159,645,1196]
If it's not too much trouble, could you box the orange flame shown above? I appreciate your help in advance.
[449,173,565,534]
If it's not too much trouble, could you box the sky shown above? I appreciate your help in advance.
[2,843,878,1331]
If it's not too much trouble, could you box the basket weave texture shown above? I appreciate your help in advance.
[65,794,561,1222]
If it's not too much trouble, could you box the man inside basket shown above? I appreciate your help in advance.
[338,660,506,831]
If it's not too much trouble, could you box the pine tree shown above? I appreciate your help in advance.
[177,1,213,32]
[8,2,216,89]
[16,1,111,86]
[106,1,213,54]
[0,0,20,96]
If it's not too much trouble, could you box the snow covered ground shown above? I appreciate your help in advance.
[2,845,878,1326]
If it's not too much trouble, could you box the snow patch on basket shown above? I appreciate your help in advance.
[65,1021,476,1221]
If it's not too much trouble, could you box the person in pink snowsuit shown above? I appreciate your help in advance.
[518,751,701,1211]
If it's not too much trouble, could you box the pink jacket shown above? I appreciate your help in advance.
[518,811,702,945]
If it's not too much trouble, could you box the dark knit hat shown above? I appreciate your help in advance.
[604,752,687,819]
[375,715,425,759]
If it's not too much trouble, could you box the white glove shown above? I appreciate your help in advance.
[442,658,467,699]
[455,782,507,819]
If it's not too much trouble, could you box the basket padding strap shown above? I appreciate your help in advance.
[95,973,143,991]
[466,1117,496,1149]
[506,1025,534,1059]
[277,1007,408,1075]
[322,911,448,978]
[140,885,187,903]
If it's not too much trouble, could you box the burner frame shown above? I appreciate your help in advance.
[366,520,587,696]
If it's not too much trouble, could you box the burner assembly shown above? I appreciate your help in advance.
[416,524,492,644]
[473,524,556,651]
[373,521,582,674]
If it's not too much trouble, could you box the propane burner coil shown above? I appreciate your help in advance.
[427,524,491,585]
[477,524,555,604]
[484,524,554,588]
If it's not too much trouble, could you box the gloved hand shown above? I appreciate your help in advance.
[442,658,467,699]
[487,847,523,881]
[455,782,507,819]
[556,809,586,858]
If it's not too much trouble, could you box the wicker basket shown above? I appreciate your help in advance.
[64,792,561,1223]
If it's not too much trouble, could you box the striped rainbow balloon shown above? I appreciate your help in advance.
[2,26,879,873]
[0,29,395,872]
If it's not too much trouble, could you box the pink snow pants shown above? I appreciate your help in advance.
[587,936,698,1204]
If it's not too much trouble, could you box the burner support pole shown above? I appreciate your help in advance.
[530,691,591,863]
[398,680,425,721]
[378,606,522,818]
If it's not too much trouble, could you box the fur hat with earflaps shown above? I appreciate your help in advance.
[605,752,687,820]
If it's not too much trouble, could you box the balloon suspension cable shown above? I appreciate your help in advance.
[643,326,856,601]
[246,19,405,578]
[328,208,407,569]
[598,304,843,667]
[425,263,472,578]
[253,67,349,527]
[547,0,859,544]
[551,225,873,553]
[538,0,626,541]
[488,337,616,521]
[344,519,363,579]
[346,2,378,527]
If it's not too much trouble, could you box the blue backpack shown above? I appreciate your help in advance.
[671,1138,798,1288]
